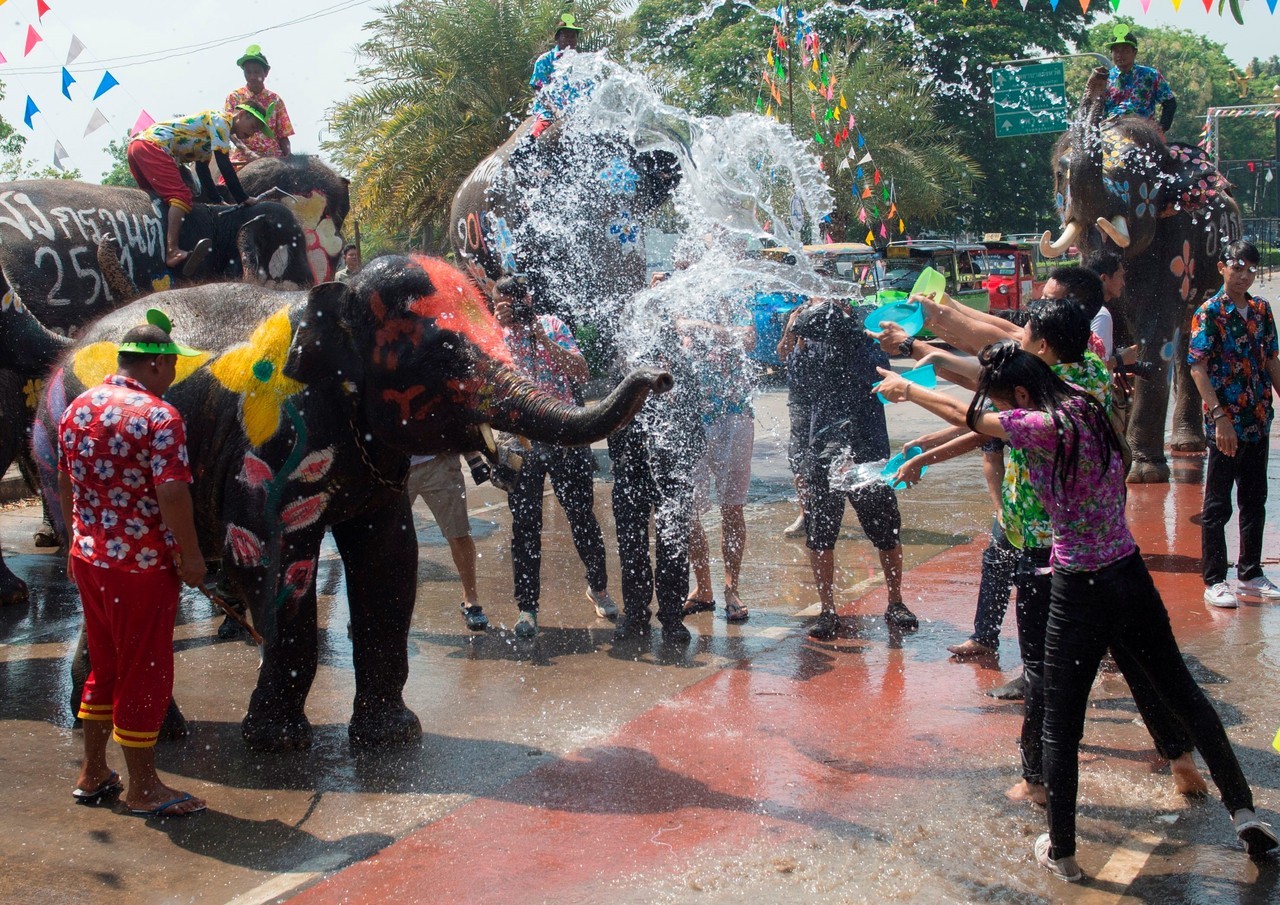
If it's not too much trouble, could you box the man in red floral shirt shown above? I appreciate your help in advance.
[59,309,209,818]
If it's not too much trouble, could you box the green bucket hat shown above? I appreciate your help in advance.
[236,44,271,72]
[554,13,582,36]
[1105,24,1139,50]
[117,308,201,357]
[235,102,276,139]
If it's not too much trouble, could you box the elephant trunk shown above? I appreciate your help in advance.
[1096,215,1131,249]
[1039,221,1079,259]
[477,360,673,446]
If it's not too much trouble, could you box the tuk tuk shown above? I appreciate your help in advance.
[878,241,990,314]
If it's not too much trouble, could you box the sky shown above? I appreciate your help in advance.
[0,0,1273,183]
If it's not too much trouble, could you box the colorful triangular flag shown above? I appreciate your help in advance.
[130,109,154,135]
[24,25,42,56]
[37,0,51,19]
[66,35,85,66]
[0,51,6,65]
[23,95,39,128]
[52,140,69,171]
[92,71,119,100]
[83,107,108,136]
[60,67,75,99]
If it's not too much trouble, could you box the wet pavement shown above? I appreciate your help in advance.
[2,385,1280,904]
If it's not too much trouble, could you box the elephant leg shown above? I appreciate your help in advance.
[1170,333,1206,453]
[0,372,29,605]
[1126,375,1172,484]
[332,498,422,748]
[238,555,321,752]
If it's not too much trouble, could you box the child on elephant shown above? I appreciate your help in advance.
[126,105,262,272]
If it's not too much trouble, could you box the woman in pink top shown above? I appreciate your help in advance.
[876,341,1276,882]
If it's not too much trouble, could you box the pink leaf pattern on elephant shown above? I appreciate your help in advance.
[227,524,264,566]
[280,493,329,532]
[239,451,275,489]
[283,558,316,601]
[1170,241,1195,301]
[289,448,335,484]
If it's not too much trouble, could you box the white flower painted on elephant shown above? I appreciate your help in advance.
[280,191,343,283]
[598,157,639,196]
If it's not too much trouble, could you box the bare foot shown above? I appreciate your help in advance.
[164,250,189,269]
[1006,780,1048,806]
[947,638,996,659]
[126,783,206,816]
[1170,753,1209,796]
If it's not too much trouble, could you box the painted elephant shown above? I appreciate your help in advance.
[1041,99,1240,482]
[33,254,671,749]
[449,116,681,372]
[237,154,350,284]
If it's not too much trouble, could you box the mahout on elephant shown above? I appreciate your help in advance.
[1041,94,1239,483]
[34,255,671,750]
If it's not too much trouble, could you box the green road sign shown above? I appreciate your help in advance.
[992,61,1069,138]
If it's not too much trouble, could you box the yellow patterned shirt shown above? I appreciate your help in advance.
[137,110,233,164]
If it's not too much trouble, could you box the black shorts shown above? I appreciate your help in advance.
[806,472,902,552]
[787,402,812,475]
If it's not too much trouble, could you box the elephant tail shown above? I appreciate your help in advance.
[97,233,141,303]
[476,360,673,447]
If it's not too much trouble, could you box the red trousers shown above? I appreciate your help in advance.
[73,557,180,748]
[126,139,193,213]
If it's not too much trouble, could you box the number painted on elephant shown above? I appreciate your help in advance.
[33,246,69,306]
[463,212,483,252]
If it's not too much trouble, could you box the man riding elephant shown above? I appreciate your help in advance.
[1084,24,1177,135]
[34,255,672,750]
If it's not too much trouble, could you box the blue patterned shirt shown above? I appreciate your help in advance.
[1105,64,1174,121]
[1188,289,1278,444]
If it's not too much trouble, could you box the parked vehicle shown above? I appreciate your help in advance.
[879,241,990,314]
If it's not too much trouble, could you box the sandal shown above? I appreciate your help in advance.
[681,596,716,617]
[724,600,749,623]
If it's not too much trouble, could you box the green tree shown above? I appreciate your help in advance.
[0,83,80,180]
[101,135,138,187]
[327,0,629,247]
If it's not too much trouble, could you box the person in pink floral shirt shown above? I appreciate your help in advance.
[225,44,293,167]
[59,310,209,818]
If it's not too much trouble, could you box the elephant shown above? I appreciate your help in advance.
[237,154,351,284]
[32,254,671,749]
[1041,98,1240,482]
[449,115,681,373]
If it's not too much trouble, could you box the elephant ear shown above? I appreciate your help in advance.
[284,282,360,385]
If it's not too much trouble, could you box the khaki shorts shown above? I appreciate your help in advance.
[693,411,755,512]
[405,456,471,539]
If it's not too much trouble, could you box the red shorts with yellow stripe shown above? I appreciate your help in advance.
[72,556,181,748]
[126,139,193,213]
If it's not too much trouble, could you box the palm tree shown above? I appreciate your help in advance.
[327,0,628,248]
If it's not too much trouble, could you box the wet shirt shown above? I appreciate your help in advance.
[530,47,588,122]
[224,86,294,164]
[685,302,758,423]
[1002,353,1111,551]
[998,395,1134,572]
[1105,64,1174,121]
[804,325,891,468]
[137,110,234,164]
[57,375,192,573]
[1188,289,1278,444]
[506,313,581,404]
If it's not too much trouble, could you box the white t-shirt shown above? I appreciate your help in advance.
[1090,306,1114,360]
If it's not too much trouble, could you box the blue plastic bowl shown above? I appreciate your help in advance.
[882,445,928,491]
[866,298,925,337]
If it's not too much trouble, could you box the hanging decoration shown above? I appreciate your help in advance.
[91,70,118,101]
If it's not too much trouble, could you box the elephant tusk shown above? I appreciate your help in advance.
[1039,222,1079,259]
[1096,215,1131,249]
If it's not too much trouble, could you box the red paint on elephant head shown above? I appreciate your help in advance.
[405,255,512,367]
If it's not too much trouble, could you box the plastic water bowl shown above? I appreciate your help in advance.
[866,299,925,337]
[882,445,928,491]
[876,363,937,404]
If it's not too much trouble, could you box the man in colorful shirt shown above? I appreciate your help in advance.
[59,308,208,818]
[1189,239,1280,608]
[1085,24,1177,132]
[127,107,261,271]
[492,275,618,639]
[225,44,294,167]
[529,13,584,138]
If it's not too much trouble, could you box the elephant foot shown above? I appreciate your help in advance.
[33,522,60,548]
[1170,435,1207,454]
[0,567,28,606]
[348,701,422,749]
[241,709,313,752]
[159,698,188,741]
[1126,460,1171,484]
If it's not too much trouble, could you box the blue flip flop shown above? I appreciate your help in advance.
[129,792,206,818]
[72,771,123,805]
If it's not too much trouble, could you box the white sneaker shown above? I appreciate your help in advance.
[1204,582,1238,608]
[1237,576,1280,602]
[587,587,618,619]
[1034,833,1082,882]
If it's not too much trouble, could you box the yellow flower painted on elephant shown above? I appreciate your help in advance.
[22,379,43,413]
[72,342,211,390]
[150,273,173,293]
[281,191,343,283]
[210,306,305,447]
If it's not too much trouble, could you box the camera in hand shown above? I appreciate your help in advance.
[1118,359,1158,380]
[496,273,536,325]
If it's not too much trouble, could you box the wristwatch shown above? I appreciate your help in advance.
[898,337,915,357]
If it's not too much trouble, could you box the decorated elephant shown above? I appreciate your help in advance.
[32,255,671,749]
[237,154,350,284]
[1041,99,1239,482]
[449,115,681,372]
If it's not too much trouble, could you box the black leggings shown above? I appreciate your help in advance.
[608,421,699,624]
[1042,550,1254,858]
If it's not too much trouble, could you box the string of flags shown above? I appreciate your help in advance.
[755,5,906,245]
[2,0,155,172]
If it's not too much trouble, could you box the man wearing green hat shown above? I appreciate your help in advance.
[1086,24,1177,133]
[225,44,294,167]
[529,13,584,138]
[60,309,209,818]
